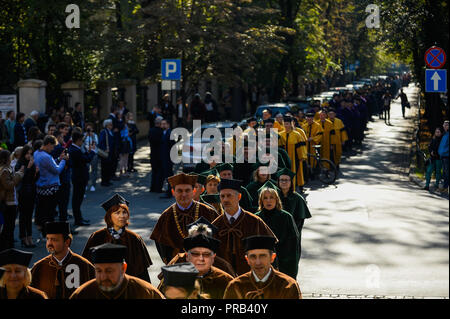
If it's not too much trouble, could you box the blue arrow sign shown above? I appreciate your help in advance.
[161,59,181,80]
[425,69,447,93]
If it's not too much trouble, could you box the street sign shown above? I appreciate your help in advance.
[424,46,446,69]
[425,69,447,93]
[355,60,360,67]
[161,59,181,80]
[349,64,355,71]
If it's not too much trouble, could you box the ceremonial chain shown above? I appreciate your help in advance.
[173,202,200,239]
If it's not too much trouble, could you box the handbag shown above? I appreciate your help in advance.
[97,130,110,159]
[406,102,411,109]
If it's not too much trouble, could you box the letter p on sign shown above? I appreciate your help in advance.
[161,59,181,80]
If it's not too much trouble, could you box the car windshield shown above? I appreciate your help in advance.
[255,106,290,118]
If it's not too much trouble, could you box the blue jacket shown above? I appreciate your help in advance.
[438,132,449,158]
[34,149,66,188]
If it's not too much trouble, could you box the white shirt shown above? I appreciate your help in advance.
[252,267,272,283]
[225,207,242,223]
[177,201,194,211]
[53,250,70,266]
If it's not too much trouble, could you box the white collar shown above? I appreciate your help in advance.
[177,201,194,211]
[225,207,242,223]
[53,250,70,266]
[252,267,272,283]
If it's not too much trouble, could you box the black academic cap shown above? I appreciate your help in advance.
[263,118,275,124]
[242,236,276,252]
[283,115,293,122]
[162,263,199,289]
[44,221,71,236]
[0,249,33,267]
[101,194,129,212]
[0,267,5,280]
[305,111,315,118]
[183,234,221,253]
[189,173,207,185]
[187,216,219,235]
[276,168,296,179]
[218,178,242,193]
[203,168,220,178]
[215,163,234,173]
[247,117,257,122]
[257,180,281,195]
[327,107,336,113]
[90,243,127,264]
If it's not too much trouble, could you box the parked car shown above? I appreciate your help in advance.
[182,121,238,171]
[254,103,293,120]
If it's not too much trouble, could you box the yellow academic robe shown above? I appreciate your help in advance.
[301,121,324,167]
[329,118,348,165]
[319,119,334,162]
[279,129,307,186]
[274,121,284,133]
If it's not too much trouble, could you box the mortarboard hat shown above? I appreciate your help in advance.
[242,235,276,252]
[247,117,257,123]
[101,194,129,212]
[283,115,293,122]
[305,111,315,118]
[162,262,199,289]
[183,234,221,253]
[275,168,296,180]
[203,168,220,179]
[189,173,207,186]
[187,216,219,235]
[0,267,5,280]
[263,118,275,124]
[327,107,336,113]
[0,249,33,267]
[168,172,198,188]
[257,180,281,195]
[215,163,234,173]
[44,221,71,236]
[90,243,127,264]
[218,178,242,193]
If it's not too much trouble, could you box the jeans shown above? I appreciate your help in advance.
[425,159,442,188]
[72,181,87,224]
[442,157,449,188]
[18,191,35,239]
[88,154,99,188]
[56,183,71,221]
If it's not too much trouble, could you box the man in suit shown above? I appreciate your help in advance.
[68,130,95,226]
[159,118,175,198]
[13,112,27,148]
[24,110,39,133]
[72,102,85,129]
[108,106,123,181]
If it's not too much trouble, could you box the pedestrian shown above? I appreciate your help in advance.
[4,110,15,151]
[424,127,443,191]
[14,145,38,248]
[276,168,311,261]
[126,112,139,173]
[0,112,8,150]
[118,119,132,178]
[10,146,22,170]
[150,173,219,264]
[160,94,174,127]
[71,102,84,129]
[327,108,348,168]
[34,135,68,235]
[98,119,115,187]
[188,93,206,123]
[223,235,302,299]
[68,130,95,227]
[52,131,71,222]
[245,164,271,210]
[159,118,175,198]
[117,100,129,118]
[24,110,39,133]
[30,221,95,299]
[160,263,205,299]
[83,122,99,191]
[204,92,218,123]
[212,178,277,276]
[13,112,27,148]
[82,194,153,283]
[381,91,392,125]
[148,116,164,192]
[0,149,24,251]
[255,183,300,279]
[176,97,185,128]
[108,106,122,181]
[26,126,43,147]
[0,249,48,299]
[146,105,162,129]
[438,120,449,194]
[85,107,101,134]
[301,112,324,170]
[70,243,164,299]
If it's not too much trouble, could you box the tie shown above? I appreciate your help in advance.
[230,217,235,225]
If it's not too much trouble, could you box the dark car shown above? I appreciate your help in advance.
[254,103,293,120]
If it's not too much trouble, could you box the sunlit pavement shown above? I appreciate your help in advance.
[19,83,448,298]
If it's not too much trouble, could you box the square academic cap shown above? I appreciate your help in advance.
[0,249,33,267]
[161,262,199,289]
[101,194,129,212]
[90,243,127,264]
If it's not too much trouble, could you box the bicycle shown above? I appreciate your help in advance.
[306,145,337,184]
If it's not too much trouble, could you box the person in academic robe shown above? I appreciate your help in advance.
[204,172,220,195]
[273,113,285,133]
[255,183,300,279]
[301,112,324,169]
[215,163,254,213]
[318,110,334,164]
[245,164,272,209]
[31,221,95,299]
[0,249,48,299]
[70,243,164,299]
[327,108,348,168]
[159,224,234,299]
[150,173,219,264]
[189,173,207,202]
[279,116,308,190]
[82,194,153,283]
[160,263,207,299]
[212,179,277,276]
[258,132,290,173]
[223,236,302,299]
[263,118,286,150]
[276,168,311,260]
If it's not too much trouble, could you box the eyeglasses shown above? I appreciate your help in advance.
[188,251,214,258]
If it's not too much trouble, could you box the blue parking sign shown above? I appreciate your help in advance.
[425,69,447,93]
[161,59,181,80]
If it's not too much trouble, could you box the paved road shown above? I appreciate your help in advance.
[17,83,448,298]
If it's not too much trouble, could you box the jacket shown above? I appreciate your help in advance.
[34,149,66,188]
[438,132,449,158]
[0,165,23,205]
[69,144,95,184]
